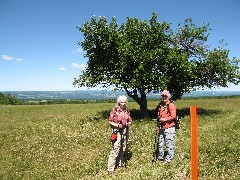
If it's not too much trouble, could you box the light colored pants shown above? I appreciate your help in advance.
[158,126,176,161]
[107,127,128,172]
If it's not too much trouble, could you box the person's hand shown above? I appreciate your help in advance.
[118,123,123,129]
[156,127,160,134]
[160,117,167,122]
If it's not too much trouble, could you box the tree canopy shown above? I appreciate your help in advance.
[73,12,240,117]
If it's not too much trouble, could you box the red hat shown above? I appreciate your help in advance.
[161,90,170,97]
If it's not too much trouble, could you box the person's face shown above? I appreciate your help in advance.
[119,100,127,109]
[162,95,169,103]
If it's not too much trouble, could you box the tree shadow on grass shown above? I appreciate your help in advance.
[94,109,146,121]
[94,107,222,121]
[149,107,221,120]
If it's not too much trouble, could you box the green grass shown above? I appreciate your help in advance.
[0,98,239,179]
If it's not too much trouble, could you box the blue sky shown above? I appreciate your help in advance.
[0,0,239,91]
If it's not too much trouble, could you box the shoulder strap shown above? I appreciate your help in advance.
[166,101,175,111]
[166,103,171,112]
[167,102,176,117]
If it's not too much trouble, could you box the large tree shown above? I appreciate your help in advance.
[73,13,239,117]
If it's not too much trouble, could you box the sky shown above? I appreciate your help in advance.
[0,0,239,91]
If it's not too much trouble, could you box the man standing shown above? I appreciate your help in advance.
[156,90,177,163]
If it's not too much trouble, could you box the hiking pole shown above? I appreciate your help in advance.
[152,118,160,163]
[120,128,124,167]
[152,129,159,162]
[125,124,129,168]
[118,121,124,167]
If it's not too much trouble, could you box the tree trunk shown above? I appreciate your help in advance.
[139,98,149,118]
[125,88,149,118]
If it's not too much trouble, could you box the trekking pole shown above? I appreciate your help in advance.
[118,121,124,167]
[120,128,124,167]
[125,124,129,168]
[152,118,160,163]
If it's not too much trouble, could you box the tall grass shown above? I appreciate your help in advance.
[0,98,239,179]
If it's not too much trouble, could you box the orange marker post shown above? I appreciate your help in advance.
[190,106,198,180]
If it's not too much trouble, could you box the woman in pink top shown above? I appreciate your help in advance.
[107,95,132,175]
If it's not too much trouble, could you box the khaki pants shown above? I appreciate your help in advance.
[107,127,128,172]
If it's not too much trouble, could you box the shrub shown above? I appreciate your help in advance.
[0,92,19,105]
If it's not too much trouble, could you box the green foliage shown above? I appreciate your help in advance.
[0,98,239,179]
[74,12,239,117]
[0,92,19,105]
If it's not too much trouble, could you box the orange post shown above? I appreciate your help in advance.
[190,106,198,180]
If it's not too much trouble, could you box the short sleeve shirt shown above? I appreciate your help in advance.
[158,102,176,129]
[109,107,132,126]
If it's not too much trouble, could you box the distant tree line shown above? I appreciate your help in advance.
[0,92,19,105]
[0,92,239,105]
[0,93,117,105]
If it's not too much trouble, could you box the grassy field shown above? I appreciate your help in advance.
[0,98,239,179]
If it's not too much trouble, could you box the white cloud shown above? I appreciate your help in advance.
[71,63,86,70]
[1,54,13,61]
[16,57,24,62]
[59,66,66,71]
[1,55,25,63]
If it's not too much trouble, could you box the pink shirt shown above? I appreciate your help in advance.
[157,101,176,129]
[109,107,132,126]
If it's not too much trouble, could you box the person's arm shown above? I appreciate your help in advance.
[127,115,132,126]
[167,104,176,121]
[109,121,120,128]
[109,108,119,128]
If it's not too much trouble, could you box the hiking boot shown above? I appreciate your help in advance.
[163,159,172,164]
[157,157,164,161]
[118,163,125,168]
[108,171,114,175]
